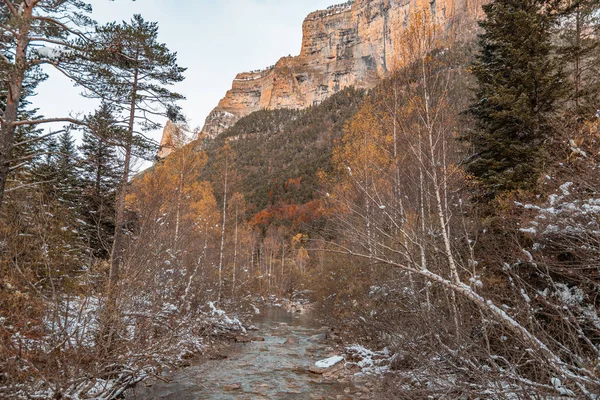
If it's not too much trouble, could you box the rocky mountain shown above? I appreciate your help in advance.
[200,0,487,139]
[157,121,195,160]
[157,121,179,159]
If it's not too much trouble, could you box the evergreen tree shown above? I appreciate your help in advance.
[463,0,565,195]
[558,0,600,119]
[8,106,45,185]
[0,0,95,210]
[54,129,81,206]
[26,130,89,272]
[29,128,80,206]
[35,135,59,188]
[83,14,186,293]
[79,105,122,258]
[1,69,47,196]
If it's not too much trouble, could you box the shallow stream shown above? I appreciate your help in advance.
[126,307,354,399]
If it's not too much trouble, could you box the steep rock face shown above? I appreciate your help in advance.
[157,121,193,159]
[201,0,486,139]
[157,121,178,159]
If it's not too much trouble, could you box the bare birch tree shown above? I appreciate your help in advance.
[324,8,600,396]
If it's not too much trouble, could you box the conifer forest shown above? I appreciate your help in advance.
[1,0,600,398]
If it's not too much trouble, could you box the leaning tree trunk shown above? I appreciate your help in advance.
[344,248,600,397]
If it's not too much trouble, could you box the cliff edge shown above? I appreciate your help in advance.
[201,0,486,139]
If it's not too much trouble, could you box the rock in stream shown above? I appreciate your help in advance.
[126,307,358,399]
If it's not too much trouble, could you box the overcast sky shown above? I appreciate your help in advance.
[34,0,339,144]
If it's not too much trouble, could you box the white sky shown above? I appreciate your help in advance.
[34,0,339,145]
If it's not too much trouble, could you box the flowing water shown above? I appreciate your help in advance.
[126,307,354,399]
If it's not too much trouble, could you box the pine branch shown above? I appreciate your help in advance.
[13,129,66,147]
[5,179,55,193]
[2,0,18,15]
[31,15,90,41]
[12,117,84,126]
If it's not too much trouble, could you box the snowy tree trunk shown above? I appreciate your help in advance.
[231,206,238,297]
[342,249,599,397]
[217,157,228,304]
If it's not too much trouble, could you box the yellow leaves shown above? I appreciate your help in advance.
[334,100,392,178]
[129,147,221,233]
[187,181,219,228]
[162,144,208,186]
[393,7,445,70]
[125,193,138,210]
[316,169,329,186]
[294,245,310,272]
[291,233,307,247]
[128,167,171,212]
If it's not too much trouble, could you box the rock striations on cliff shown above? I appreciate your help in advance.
[201,0,487,139]
[157,121,194,160]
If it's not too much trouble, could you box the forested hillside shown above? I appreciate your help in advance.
[202,87,365,231]
[1,0,600,398]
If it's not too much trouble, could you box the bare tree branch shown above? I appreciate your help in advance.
[12,117,84,127]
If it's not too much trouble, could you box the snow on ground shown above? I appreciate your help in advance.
[315,355,344,369]
[208,301,246,334]
[258,292,314,314]
[516,181,600,235]
[344,344,391,376]
[1,299,247,399]
[515,181,600,336]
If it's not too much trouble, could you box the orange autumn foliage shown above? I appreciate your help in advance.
[249,200,324,230]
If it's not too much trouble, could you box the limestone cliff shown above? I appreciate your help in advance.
[157,121,193,160]
[201,0,487,139]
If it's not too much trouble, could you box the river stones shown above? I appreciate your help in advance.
[304,344,322,355]
[308,333,327,343]
[235,335,265,343]
[309,355,345,374]
[284,336,297,345]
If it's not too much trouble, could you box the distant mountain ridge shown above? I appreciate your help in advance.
[199,0,487,139]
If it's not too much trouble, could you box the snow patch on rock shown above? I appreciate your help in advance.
[315,355,345,369]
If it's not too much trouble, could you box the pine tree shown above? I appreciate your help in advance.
[83,14,186,296]
[463,0,566,195]
[35,135,59,188]
[558,0,600,119]
[8,106,44,185]
[33,129,79,202]
[54,130,81,206]
[1,70,47,196]
[0,0,95,210]
[79,104,122,259]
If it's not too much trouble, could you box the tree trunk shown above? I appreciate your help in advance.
[280,242,285,294]
[422,57,461,335]
[109,60,139,299]
[217,156,228,304]
[0,105,18,209]
[345,250,598,396]
[0,4,32,211]
[174,155,185,247]
[231,205,238,297]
